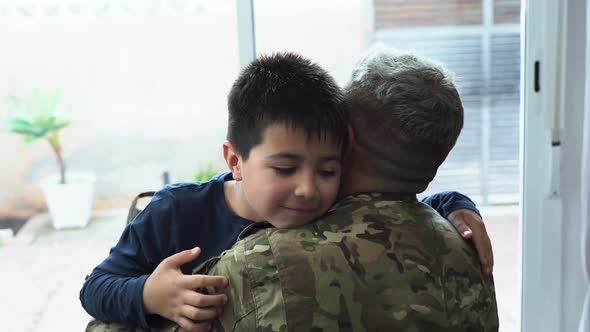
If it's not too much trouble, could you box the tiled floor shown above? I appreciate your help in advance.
[480,205,521,332]
[0,205,520,332]
[0,211,128,332]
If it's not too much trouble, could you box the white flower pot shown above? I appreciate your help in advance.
[40,171,96,229]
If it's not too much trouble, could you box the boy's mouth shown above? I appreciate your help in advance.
[282,206,317,214]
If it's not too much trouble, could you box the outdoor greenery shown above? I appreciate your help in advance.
[191,163,220,182]
[3,88,70,184]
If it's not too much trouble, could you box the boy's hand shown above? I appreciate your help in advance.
[447,209,494,276]
[143,247,229,332]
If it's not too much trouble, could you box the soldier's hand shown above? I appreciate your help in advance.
[447,209,494,275]
[142,247,229,332]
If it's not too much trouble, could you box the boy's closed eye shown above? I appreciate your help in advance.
[318,169,338,177]
[271,166,338,177]
[318,159,341,178]
[272,167,296,176]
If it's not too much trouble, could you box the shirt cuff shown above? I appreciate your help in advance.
[132,274,154,329]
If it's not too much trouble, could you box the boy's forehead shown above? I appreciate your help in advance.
[254,123,342,156]
[262,122,341,142]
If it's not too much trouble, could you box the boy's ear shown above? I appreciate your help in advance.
[223,141,243,181]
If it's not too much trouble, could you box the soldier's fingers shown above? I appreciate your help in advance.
[181,274,229,290]
[181,304,221,322]
[183,291,228,308]
[176,317,211,332]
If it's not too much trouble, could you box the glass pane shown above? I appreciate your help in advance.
[489,34,520,199]
[494,0,521,24]
[375,0,483,28]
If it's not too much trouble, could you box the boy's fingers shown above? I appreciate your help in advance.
[177,317,211,332]
[182,274,229,289]
[448,209,494,275]
[473,229,494,275]
[181,304,221,321]
[447,210,473,239]
[163,247,202,268]
[453,218,473,239]
[465,217,494,275]
[184,291,228,308]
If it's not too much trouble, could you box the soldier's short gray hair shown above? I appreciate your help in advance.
[346,48,463,149]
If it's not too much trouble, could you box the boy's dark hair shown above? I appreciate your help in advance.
[227,52,348,159]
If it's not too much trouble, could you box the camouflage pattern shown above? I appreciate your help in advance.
[85,193,499,332]
[85,319,156,332]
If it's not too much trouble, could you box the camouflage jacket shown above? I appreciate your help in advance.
[87,193,499,332]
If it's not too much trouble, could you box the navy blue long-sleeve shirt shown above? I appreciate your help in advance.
[79,173,479,328]
[421,190,480,218]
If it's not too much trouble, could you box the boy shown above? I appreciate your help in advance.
[80,52,482,332]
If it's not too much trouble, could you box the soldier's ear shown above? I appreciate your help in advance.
[343,125,356,161]
[223,141,243,181]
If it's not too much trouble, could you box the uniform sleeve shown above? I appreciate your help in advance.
[79,190,176,328]
[205,232,281,332]
[421,191,481,218]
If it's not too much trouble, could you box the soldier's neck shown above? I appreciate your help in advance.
[339,164,426,199]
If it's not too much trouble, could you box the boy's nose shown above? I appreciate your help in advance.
[294,174,319,200]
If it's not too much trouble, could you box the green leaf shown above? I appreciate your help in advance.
[50,119,70,131]
[8,126,46,137]
[192,163,220,182]
[3,88,71,180]
[5,117,47,133]
[6,117,35,128]
[3,87,71,142]
[23,135,41,144]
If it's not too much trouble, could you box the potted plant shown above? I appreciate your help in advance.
[4,88,95,229]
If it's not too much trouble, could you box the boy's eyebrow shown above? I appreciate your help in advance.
[266,153,341,162]
[266,153,302,162]
[318,155,341,162]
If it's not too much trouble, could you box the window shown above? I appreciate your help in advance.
[252,1,521,330]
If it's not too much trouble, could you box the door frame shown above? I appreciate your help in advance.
[521,0,566,331]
